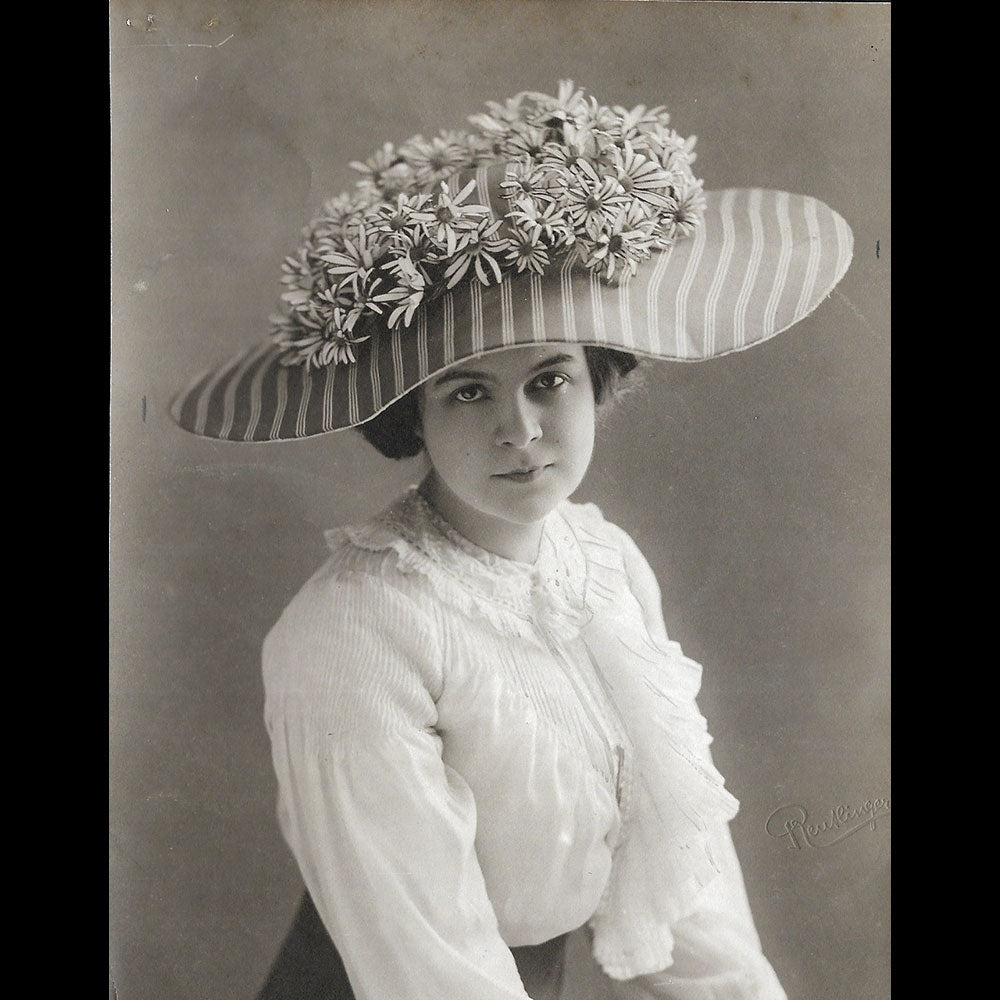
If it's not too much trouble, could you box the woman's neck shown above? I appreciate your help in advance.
[418,472,544,564]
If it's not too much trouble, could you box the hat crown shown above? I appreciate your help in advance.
[271,84,707,371]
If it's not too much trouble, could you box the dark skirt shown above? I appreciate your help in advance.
[257,891,568,999]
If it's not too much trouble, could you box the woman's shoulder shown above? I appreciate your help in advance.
[557,498,665,629]
[263,506,446,711]
[273,497,441,635]
[557,497,643,560]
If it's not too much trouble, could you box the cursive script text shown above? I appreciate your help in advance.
[766,797,890,850]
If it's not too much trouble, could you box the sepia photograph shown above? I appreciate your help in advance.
[110,2,890,998]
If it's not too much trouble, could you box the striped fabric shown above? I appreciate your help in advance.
[171,187,853,441]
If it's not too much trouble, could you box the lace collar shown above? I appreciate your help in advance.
[332,486,593,642]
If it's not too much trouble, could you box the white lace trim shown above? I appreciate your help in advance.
[330,487,592,644]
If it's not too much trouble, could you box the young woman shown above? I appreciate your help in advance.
[172,83,853,999]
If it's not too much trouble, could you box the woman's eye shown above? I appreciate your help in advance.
[535,372,567,390]
[453,385,486,403]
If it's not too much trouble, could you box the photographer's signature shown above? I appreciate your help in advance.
[766,797,890,849]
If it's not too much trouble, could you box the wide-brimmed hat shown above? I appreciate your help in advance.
[171,83,853,442]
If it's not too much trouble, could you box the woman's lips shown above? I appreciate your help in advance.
[493,465,550,483]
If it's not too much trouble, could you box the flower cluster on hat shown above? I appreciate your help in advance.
[271,81,706,369]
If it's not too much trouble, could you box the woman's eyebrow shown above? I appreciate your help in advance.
[432,353,579,388]
[432,367,492,388]
[528,352,577,372]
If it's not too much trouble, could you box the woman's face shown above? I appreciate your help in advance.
[419,344,596,560]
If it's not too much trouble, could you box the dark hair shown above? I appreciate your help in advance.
[358,346,639,460]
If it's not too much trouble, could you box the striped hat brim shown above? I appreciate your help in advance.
[171,186,853,442]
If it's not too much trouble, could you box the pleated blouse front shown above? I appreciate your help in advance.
[262,488,787,1000]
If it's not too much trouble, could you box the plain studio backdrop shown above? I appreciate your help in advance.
[109,2,890,998]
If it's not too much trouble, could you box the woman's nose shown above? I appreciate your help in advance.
[495,394,542,448]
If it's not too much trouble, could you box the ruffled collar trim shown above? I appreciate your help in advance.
[331,486,593,643]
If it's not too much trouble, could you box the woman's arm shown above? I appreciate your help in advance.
[602,524,788,1000]
[263,570,532,1000]
[601,816,787,1000]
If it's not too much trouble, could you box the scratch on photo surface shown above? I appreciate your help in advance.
[832,288,879,338]
[123,14,235,50]
[140,32,234,49]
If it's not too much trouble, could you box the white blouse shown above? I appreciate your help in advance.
[263,488,787,1000]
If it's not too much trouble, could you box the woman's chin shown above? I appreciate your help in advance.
[484,487,571,527]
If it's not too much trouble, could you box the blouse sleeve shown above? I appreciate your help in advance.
[262,567,532,1000]
[602,524,789,1000]
[604,820,787,999]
